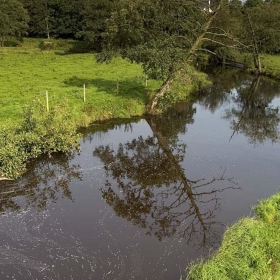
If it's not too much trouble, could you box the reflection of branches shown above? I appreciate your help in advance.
[0,153,82,214]
[197,68,246,113]
[228,75,261,141]
[225,76,280,144]
[94,114,240,247]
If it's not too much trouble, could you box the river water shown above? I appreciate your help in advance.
[1,70,280,280]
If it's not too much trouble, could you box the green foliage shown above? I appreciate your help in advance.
[186,192,280,280]
[98,0,212,80]
[0,99,81,179]
[261,54,280,79]
[21,0,84,39]
[158,66,212,110]
[0,0,29,46]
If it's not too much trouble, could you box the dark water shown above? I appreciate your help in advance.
[1,70,280,280]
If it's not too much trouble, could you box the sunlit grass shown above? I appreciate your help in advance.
[0,38,160,126]
[261,54,280,79]
[186,192,280,280]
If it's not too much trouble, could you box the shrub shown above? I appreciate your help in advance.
[0,99,81,179]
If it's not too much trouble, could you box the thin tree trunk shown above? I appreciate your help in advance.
[245,10,262,74]
[146,0,223,113]
[45,17,50,39]
[145,76,173,113]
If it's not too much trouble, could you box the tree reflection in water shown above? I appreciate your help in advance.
[225,76,280,145]
[198,69,280,145]
[0,153,82,214]
[94,104,240,247]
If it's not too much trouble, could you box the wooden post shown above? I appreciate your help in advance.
[145,75,148,88]
[46,90,49,112]
[83,84,86,102]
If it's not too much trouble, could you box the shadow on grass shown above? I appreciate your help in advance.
[64,76,150,101]
[54,40,96,55]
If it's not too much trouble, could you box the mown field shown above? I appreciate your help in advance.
[0,38,160,126]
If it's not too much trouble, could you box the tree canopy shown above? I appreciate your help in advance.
[0,0,29,46]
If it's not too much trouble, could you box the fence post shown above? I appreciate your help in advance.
[145,75,148,88]
[46,90,49,112]
[83,84,86,102]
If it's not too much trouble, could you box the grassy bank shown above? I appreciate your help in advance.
[186,192,280,280]
[261,54,280,80]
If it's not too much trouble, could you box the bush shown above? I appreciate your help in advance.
[0,99,81,179]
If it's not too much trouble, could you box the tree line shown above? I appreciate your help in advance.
[1,0,280,109]
[1,0,279,53]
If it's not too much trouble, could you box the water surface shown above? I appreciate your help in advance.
[1,70,280,279]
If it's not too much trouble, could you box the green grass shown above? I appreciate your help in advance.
[0,38,161,126]
[186,192,280,280]
[261,54,280,79]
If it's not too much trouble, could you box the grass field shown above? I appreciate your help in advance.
[0,38,160,126]
[186,192,280,280]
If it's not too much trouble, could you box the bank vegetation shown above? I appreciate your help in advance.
[186,192,280,279]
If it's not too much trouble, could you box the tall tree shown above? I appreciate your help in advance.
[0,0,29,46]
[98,0,225,112]
[242,1,280,73]
[21,0,83,38]
[77,0,116,50]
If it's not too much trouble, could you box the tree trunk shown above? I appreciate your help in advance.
[245,10,262,74]
[145,0,223,113]
[45,17,50,39]
[145,76,173,113]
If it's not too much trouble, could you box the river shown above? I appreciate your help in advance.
[1,69,280,280]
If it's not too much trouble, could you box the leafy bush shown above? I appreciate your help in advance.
[0,99,81,179]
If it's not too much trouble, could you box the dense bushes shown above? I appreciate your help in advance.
[0,100,80,179]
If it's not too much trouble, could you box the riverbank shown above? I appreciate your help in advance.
[186,192,280,279]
